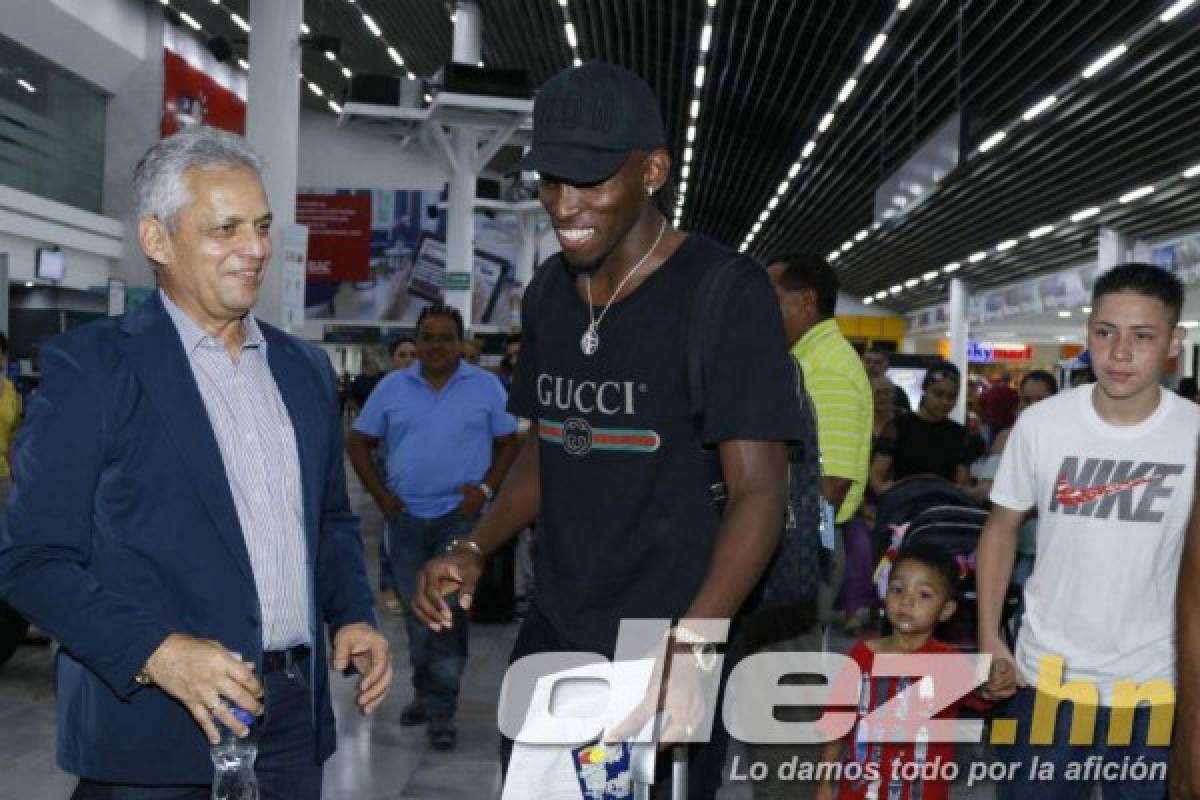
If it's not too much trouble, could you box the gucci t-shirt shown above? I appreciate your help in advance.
[508,234,805,655]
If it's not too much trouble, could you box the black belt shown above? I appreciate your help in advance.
[262,645,310,674]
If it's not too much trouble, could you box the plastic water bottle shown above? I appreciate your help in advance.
[211,703,258,800]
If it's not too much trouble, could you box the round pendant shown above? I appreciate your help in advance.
[581,326,599,356]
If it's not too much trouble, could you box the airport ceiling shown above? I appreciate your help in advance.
[172,0,1200,314]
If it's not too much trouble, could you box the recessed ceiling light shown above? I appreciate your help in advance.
[979,130,1006,152]
[943,262,961,273]
[996,239,1018,251]
[922,270,938,282]
[968,251,987,263]
[1160,0,1196,22]
[1118,185,1155,203]
[1082,44,1127,79]
[342,66,353,79]
[238,58,250,71]
[1028,225,1055,238]
[875,290,888,301]
[855,229,868,242]
[841,240,854,252]
[905,278,919,289]
[1184,164,1200,179]
[889,284,903,295]
[1070,207,1101,222]
[828,250,839,260]
[863,296,874,305]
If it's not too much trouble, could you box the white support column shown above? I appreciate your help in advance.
[443,1,484,328]
[948,277,969,424]
[246,0,302,328]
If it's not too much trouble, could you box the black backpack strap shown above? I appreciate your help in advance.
[687,256,749,506]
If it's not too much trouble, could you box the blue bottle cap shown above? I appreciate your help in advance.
[230,707,256,728]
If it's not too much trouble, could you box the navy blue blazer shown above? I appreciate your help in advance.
[0,293,375,784]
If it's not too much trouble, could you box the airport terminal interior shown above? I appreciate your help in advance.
[1,0,1199,798]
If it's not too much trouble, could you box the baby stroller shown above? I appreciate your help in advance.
[873,475,1021,650]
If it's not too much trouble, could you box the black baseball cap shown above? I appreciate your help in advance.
[512,62,668,185]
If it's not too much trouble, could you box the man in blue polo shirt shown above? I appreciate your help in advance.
[348,304,518,750]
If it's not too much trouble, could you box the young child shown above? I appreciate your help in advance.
[817,542,982,800]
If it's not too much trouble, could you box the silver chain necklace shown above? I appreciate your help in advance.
[581,218,667,356]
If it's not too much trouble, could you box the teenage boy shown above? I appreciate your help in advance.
[977,263,1199,798]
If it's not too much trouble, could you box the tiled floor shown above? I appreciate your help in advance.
[0,459,1008,799]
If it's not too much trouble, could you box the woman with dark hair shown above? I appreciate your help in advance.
[869,361,971,495]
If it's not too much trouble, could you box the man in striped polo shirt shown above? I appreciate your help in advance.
[768,253,873,625]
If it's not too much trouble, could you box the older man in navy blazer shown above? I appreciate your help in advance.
[0,127,390,799]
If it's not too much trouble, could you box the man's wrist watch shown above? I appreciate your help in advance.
[672,626,719,674]
[477,482,494,502]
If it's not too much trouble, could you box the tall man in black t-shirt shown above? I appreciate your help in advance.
[410,62,804,798]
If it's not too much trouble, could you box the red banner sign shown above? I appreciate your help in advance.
[161,49,246,137]
[296,194,372,282]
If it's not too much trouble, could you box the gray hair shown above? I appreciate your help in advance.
[133,126,264,229]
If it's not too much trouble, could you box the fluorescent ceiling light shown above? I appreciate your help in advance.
[788,162,802,179]
[818,112,834,133]
[342,66,353,79]
[979,130,1006,152]
[683,147,693,162]
[837,78,857,104]
[179,11,201,30]
[362,13,381,36]
[694,66,706,88]
[759,210,770,223]
[842,240,854,252]
[752,222,762,233]
[1028,224,1055,239]
[828,250,839,260]
[767,196,779,210]
[679,181,688,194]
[307,81,323,97]
[1161,0,1196,22]
[864,297,874,305]
[300,22,310,35]
[738,243,748,253]
[923,271,938,281]
[1184,164,1200,179]
[1182,320,1200,329]
[1082,44,1127,79]
[1058,311,1072,318]
[1082,306,1092,313]
[231,13,250,32]
[801,140,816,158]
[238,58,250,71]
[573,58,582,68]
[897,0,912,9]
[1070,206,1101,222]
[564,23,577,48]
[863,33,887,64]
[905,278,919,289]
[388,46,404,67]
[855,229,868,242]
[889,284,903,295]
[777,180,790,195]
[1119,185,1155,203]
[325,50,337,61]
[1022,95,1057,122]
[686,126,697,142]
[16,78,35,93]
[875,291,888,300]
[996,239,1018,251]
[943,262,961,273]
[681,165,691,179]
[328,100,342,114]
[690,101,700,118]
[968,251,987,263]
[700,24,713,52]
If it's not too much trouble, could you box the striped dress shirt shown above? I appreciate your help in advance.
[161,291,311,649]
[792,317,873,524]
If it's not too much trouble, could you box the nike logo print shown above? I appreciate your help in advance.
[1054,473,1166,507]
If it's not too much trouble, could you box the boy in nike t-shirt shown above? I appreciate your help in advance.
[976,263,1199,799]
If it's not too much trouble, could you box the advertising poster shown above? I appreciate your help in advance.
[300,188,526,328]
[280,223,309,334]
[296,194,372,282]
[161,49,246,136]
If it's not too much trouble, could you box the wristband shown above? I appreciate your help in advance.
[446,538,484,561]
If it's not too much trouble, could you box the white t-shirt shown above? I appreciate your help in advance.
[991,384,1200,704]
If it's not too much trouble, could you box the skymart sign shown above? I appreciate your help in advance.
[497,620,1174,747]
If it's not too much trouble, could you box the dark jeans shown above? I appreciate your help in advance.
[994,687,1169,800]
[388,508,474,717]
[501,605,735,800]
[73,649,322,799]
